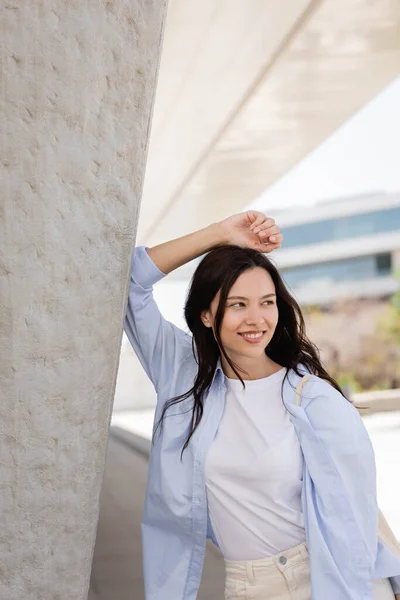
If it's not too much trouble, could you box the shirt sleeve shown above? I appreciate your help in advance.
[124,246,192,394]
[304,380,378,594]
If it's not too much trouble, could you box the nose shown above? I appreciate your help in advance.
[245,308,266,326]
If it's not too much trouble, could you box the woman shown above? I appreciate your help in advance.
[124,210,400,599]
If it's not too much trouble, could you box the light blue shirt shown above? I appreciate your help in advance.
[124,246,400,599]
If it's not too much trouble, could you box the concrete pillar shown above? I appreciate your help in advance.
[0,2,167,599]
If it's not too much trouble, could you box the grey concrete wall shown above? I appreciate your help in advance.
[0,2,167,599]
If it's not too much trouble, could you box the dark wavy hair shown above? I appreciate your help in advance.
[154,245,355,456]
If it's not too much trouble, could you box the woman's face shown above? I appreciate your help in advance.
[201,267,279,363]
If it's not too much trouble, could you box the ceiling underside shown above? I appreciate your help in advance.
[137,0,400,247]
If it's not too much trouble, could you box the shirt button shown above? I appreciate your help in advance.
[279,556,287,565]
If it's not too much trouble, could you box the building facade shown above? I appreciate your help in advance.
[271,193,400,305]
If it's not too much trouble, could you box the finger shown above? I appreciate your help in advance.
[248,212,266,230]
[252,217,275,234]
[263,242,281,253]
[257,224,280,239]
[261,236,283,248]
[253,238,281,252]
[267,233,284,244]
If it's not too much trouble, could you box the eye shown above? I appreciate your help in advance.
[263,300,274,305]
[230,302,245,308]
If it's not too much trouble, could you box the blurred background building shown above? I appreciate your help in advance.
[274,191,400,306]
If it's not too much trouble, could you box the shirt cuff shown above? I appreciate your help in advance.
[131,246,167,289]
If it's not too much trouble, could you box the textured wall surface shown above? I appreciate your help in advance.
[0,1,167,598]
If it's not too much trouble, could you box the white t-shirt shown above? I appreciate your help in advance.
[204,367,306,561]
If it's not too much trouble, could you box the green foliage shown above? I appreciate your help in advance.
[336,371,363,394]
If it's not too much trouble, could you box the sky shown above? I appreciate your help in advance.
[248,75,400,212]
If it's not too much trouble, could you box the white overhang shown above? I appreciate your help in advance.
[136,0,400,247]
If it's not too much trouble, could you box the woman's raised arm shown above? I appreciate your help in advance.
[124,212,282,395]
[146,211,283,275]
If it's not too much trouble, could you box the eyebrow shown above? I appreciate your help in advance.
[227,294,276,300]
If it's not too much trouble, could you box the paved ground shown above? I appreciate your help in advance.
[89,434,225,600]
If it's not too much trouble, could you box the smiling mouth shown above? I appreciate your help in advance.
[238,331,266,341]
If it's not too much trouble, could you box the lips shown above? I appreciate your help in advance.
[238,331,266,343]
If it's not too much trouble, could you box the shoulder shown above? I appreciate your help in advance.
[302,375,369,440]
[302,375,345,403]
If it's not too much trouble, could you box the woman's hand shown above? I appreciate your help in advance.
[217,211,283,253]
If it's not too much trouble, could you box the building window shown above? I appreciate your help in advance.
[282,253,392,288]
[282,207,400,248]
[376,253,392,274]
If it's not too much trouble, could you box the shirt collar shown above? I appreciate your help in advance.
[211,357,224,386]
[212,358,305,386]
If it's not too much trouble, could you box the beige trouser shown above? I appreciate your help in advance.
[224,541,395,599]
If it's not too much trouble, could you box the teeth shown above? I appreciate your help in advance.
[242,332,263,339]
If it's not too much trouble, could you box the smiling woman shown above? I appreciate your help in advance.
[154,240,340,454]
[124,210,400,600]
[200,268,280,379]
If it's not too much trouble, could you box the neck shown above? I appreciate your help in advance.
[221,353,283,380]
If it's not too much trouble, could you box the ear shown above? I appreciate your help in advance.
[200,309,213,328]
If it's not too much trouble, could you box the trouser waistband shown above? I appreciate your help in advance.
[224,541,309,584]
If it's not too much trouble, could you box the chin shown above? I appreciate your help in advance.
[232,345,269,359]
